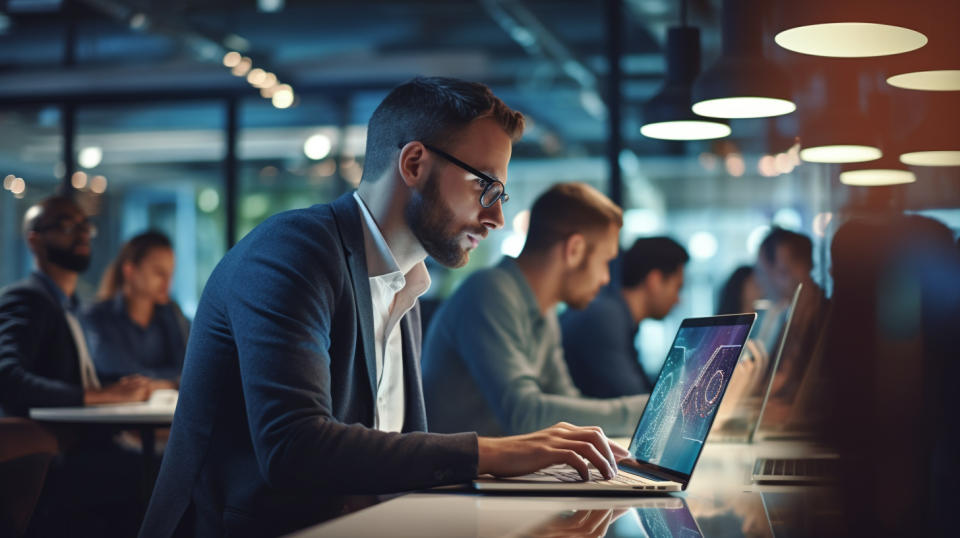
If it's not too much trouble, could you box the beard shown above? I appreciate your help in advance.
[45,243,91,273]
[405,171,480,268]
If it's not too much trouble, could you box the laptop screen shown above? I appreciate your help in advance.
[627,314,755,478]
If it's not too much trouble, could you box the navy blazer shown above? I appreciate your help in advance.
[140,192,478,538]
[0,273,85,417]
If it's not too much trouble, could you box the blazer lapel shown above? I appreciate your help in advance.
[330,192,379,407]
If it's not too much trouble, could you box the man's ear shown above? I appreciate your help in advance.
[397,142,430,189]
[645,268,664,290]
[25,231,42,256]
[563,233,587,269]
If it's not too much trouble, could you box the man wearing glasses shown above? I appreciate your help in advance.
[141,77,627,538]
[0,195,153,418]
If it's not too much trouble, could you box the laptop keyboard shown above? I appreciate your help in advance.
[534,464,661,487]
[752,457,839,480]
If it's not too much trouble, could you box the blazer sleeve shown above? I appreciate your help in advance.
[451,273,647,437]
[0,288,84,411]
[224,218,477,494]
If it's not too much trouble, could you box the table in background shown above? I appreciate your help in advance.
[29,400,176,499]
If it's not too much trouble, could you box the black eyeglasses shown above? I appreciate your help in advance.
[34,218,98,238]
[421,144,509,208]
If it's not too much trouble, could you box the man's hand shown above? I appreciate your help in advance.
[83,375,152,405]
[477,422,631,481]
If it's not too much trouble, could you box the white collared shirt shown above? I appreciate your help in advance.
[353,192,431,432]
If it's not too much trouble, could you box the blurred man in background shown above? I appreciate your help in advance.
[560,237,688,398]
[423,182,649,437]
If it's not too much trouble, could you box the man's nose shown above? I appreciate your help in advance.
[480,202,505,231]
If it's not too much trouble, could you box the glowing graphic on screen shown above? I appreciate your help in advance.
[630,321,750,475]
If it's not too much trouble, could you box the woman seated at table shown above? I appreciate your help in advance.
[83,231,188,389]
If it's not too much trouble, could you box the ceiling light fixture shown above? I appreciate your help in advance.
[775,23,926,58]
[691,0,796,119]
[640,1,731,140]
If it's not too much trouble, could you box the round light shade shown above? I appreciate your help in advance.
[640,120,731,141]
[800,145,882,163]
[887,70,960,91]
[692,97,796,119]
[775,23,927,58]
[900,150,960,166]
[840,169,916,186]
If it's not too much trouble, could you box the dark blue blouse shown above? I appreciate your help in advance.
[82,293,188,384]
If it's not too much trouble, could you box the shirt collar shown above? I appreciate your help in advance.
[353,192,402,278]
[497,257,543,320]
[353,192,432,296]
[32,270,77,312]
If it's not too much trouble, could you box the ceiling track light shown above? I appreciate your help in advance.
[691,0,796,119]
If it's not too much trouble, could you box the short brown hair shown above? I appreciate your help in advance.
[361,77,525,182]
[521,182,623,255]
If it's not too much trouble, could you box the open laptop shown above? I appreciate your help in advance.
[473,313,756,493]
[711,284,803,443]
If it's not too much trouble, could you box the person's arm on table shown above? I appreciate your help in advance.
[223,221,624,494]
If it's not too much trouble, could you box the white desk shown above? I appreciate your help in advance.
[290,440,841,537]
[29,395,178,497]
[29,402,175,424]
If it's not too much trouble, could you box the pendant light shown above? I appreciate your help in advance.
[772,0,927,58]
[798,66,882,164]
[640,0,730,140]
[840,155,916,186]
[691,0,796,119]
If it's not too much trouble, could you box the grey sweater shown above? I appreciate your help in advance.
[422,257,648,436]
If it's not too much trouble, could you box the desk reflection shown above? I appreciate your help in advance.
[520,498,701,538]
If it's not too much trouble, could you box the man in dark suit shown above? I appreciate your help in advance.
[140,77,628,538]
[0,194,154,536]
[0,195,152,417]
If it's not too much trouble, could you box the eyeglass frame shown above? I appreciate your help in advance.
[399,142,509,208]
[32,217,98,238]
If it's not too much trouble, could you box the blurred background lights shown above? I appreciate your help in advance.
[512,210,531,235]
[2,174,14,190]
[9,177,25,195]
[800,145,882,163]
[231,57,252,77]
[303,134,332,160]
[887,70,960,91]
[623,208,663,236]
[812,212,833,238]
[746,224,770,256]
[500,233,526,257]
[271,85,294,109]
[724,153,745,177]
[71,171,88,189]
[198,188,220,213]
[900,151,960,167]
[89,175,108,194]
[246,68,266,86]
[773,207,803,231]
[78,146,103,168]
[840,169,916,186]
[688,231,718,260]
[222,51,241,68]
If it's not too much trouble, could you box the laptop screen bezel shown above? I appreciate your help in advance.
[621,313,756,487]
